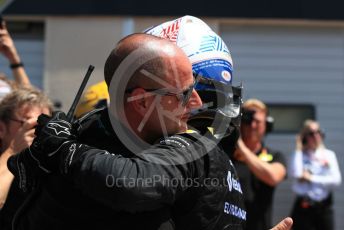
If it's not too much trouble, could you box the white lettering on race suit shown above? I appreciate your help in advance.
[227,171,242,194]
[223,202,246,220]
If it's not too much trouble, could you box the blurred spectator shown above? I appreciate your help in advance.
[290,119,342,230]
[75,80,109,118]
[0,88,53,230]
[228,98,287,230]
[0,18,31,97]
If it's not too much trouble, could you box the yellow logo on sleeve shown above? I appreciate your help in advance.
[258,148,273,162]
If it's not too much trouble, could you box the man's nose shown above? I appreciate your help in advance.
[186,89,202,109]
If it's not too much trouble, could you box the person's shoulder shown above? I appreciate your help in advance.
[263,146,286,165]
[74,107,113,137]
[76,107,107,122]
[152,130,223,167]
[265,146,284,156]
[322,148,337,157]
[157,130,218,152]
[157,130,202,148]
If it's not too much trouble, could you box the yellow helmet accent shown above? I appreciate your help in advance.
[75,81,109,118]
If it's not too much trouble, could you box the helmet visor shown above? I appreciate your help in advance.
[194,74,242,119]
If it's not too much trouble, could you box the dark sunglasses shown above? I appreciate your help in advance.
[305,130,324,137]
[10,118,26,126]
[125,72,200,106]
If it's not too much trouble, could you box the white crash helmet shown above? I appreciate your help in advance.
[145,15,243,138]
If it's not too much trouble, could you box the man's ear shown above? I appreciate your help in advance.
[128,88,151,116]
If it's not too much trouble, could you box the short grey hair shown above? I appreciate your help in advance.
[0,87,53,124]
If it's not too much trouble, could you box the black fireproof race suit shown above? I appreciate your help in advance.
[12,108,246,230]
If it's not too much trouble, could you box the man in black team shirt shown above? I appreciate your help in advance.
[7,17,292,230]
[7,33,246,230]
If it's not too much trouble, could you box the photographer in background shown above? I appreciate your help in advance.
[290,119,341,230]
[0,88,53,229]
[227,98,287,230]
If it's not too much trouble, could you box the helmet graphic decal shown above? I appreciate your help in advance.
[197,34,230,55]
